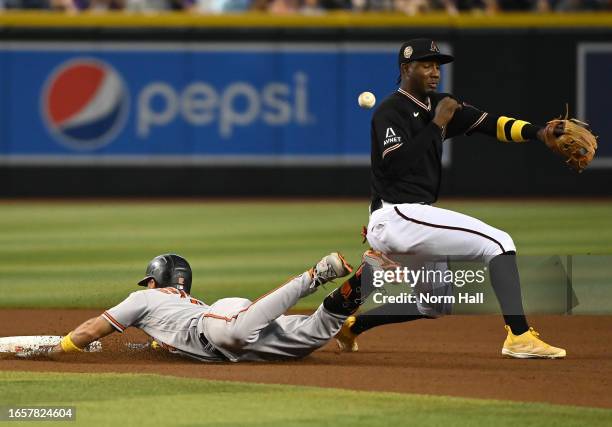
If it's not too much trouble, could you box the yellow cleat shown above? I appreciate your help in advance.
[335,315,359,352]
[502,325,566,359]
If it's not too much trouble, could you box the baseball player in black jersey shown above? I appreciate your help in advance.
[334,38,566,359]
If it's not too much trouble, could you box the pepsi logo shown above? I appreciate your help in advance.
[41,58,129,150]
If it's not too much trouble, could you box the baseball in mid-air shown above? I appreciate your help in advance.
[358,91,376,109]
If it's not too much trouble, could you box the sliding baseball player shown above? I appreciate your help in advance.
[40,252,368,362]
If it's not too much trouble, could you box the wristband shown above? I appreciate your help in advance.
[60,332,83,353]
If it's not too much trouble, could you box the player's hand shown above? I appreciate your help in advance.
[433,97,462,128]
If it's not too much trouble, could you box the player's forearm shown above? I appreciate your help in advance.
[70,317,103,347]
[49,318,95,354]
[475,114,542,143]
[51,316,113,354]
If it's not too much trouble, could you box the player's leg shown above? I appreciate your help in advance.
[330,249,425,351]
[242,261,367,359]
[345,203,565,358]
[202,253,352,355]
[379,204,530,335]
[239,306,349,360]
[493,254,565,358]
[368,203,515,258]
[335,252,442,351]
[368,203,527,326]
[336,305,429,353]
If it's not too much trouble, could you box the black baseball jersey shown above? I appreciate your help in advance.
[370,89,488,206]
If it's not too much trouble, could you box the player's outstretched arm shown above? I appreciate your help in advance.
[50,316,115,356]
[447,102,541,144]
[478,114,543,143]
[456,105,597,171]
[440,95,540,144]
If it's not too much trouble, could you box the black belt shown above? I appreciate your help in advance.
[199,333,225,358]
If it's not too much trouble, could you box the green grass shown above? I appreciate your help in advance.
[0,371,610,427]
[0,200,611,309]
[2,203,611,426]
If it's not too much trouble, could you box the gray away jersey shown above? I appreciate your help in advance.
[102,288,225,361]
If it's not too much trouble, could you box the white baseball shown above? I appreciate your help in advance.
[358,91,376,109]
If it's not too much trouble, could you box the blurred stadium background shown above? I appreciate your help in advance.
[0,8,611,197]
[0,0,611,15]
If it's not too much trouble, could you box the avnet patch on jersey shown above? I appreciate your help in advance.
[384,127,401,145]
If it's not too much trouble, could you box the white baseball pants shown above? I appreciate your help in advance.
[366,202,516,260]
[199,272,346,362]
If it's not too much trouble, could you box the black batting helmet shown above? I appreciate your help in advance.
[137,254,193,294]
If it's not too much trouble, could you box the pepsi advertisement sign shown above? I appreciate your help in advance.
[42,58,130,151]
[0,42,451,165]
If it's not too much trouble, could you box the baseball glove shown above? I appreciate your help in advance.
[543,110,598,173]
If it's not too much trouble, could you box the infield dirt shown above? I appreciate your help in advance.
[1,309,610,409]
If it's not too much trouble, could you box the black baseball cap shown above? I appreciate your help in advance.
[396,39,454,83]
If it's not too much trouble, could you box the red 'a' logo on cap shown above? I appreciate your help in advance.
[431,41,440,53]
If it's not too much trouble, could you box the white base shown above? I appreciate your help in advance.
[0,335,102,353]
